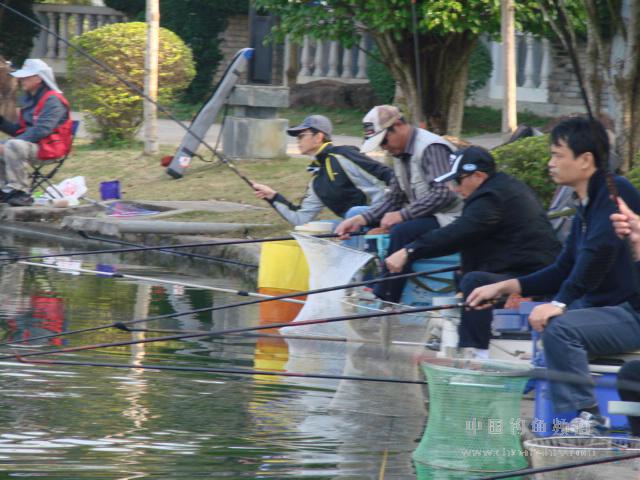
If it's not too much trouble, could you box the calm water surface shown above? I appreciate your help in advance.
[0,231,444,479]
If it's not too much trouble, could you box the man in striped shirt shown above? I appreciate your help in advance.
[336,105,462,302]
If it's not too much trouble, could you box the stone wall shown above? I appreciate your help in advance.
[214,14,284,86]
[214,15,251,84]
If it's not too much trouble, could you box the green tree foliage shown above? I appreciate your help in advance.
[68,22,195,145]
[467,41,492,98]
[493,135,556,207]
[366,46,394,104]
[254,0,555,135]
[0,0,39,65]
[104,0,248,102]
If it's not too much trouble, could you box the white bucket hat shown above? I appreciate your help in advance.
[11,58,61,93]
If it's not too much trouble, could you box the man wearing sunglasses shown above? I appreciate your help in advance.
[252,114,395,228]
[384,145,560,357]
[336,105,462,301]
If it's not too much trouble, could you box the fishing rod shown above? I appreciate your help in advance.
[116,325,431,348]
[0,231,366,263]
[0,302,462,361]
[77,231,257,268]
[0,264,459,349]
[0,1,261,196]
[16,260,305,305]
[478,450,640,479]
[15,357,428,385]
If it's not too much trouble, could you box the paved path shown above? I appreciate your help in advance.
[72,112,505,155]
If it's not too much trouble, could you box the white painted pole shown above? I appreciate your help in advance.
[501,0,517,140]
[144,0,159,155]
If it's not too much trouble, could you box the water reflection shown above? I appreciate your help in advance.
[0,230,434,478]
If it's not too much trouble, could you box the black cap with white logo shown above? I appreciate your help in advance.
[435,146,496,183]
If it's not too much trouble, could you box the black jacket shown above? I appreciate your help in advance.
[406,172,561,275]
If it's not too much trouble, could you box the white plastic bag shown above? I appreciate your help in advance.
[44,175,87,203]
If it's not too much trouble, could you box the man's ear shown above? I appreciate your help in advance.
[579,151,596,170]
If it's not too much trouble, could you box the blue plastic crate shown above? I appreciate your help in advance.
[400,255,460,306]
[493,308,527,332]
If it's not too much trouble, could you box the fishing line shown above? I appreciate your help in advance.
[16,260,305,304]
[0,231,366,263]
[15,356,429,385]
[0,302,463,361]
[77,231,257,268]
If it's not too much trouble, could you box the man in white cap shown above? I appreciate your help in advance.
[252,114,395,230]
[0,58,72,206]
[336,105,462,302]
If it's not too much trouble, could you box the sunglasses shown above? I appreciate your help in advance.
[453,173,472,186]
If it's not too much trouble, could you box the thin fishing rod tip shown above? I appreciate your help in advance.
[77,230,89,239]
[113,322,131,332]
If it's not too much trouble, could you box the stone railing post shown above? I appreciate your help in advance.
[223,85,290,159]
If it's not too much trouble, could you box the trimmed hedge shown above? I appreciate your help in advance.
[68,22,195,145]
[493,135,555,207]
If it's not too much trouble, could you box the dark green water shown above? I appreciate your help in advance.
[0,231,433,479]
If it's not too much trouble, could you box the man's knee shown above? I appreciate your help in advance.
[543,315,579,350]
[4,139,36,162]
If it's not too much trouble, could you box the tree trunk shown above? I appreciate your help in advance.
[286,42,299,87]
[608,0,640,172]
[0,56,17,121]
[370,29,476,134]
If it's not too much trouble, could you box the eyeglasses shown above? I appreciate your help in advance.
[297,132,315,141]
[453,174,472,186]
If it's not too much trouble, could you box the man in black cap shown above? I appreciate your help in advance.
[385,146,560,358]
[252,114,396,229]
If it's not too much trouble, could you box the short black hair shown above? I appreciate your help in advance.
[550,116,609,170]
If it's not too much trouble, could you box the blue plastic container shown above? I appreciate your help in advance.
[531,331,628,435]
[100,180,121,200]
[400,255,460,306]
[493,308,526,332]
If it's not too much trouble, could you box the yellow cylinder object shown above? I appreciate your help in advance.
[258,240,309,292]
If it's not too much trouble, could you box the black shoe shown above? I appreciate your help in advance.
[0,189,14,203]
[7,191,34,207]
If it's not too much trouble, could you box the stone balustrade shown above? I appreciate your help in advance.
[30,3,127,75]
[287,35,370,85]
[487,32,551,103]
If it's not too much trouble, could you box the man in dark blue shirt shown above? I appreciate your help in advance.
[468,117,640,433]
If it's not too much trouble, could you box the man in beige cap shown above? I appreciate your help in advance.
[0,59,72,206]
[336,105,461,302]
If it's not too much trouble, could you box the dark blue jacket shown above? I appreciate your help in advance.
[519,170,640,308]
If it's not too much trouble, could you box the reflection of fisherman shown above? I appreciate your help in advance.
[0,59,72,207]
[252,115,395,226]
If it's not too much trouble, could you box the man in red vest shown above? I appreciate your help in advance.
[0,59,72,206]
